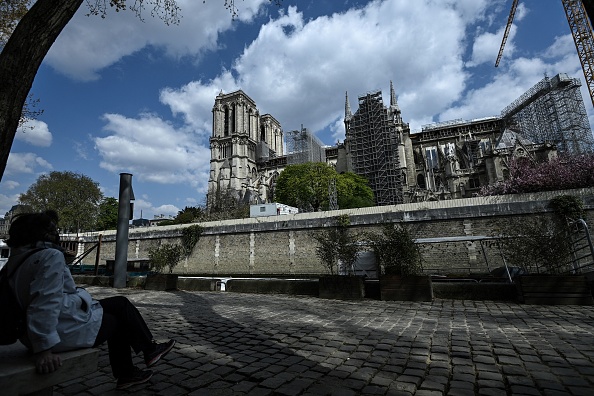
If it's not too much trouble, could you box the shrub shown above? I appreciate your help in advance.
[367,224,422,276]
[181,224,203,257]
[148,243,183,274]
[313,215,360,275]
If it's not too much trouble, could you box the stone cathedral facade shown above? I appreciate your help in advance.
[207,90,284,207]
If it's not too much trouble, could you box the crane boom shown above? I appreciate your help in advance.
[495,0,519,67]
[562,0,594,108]
[495,0,594,108]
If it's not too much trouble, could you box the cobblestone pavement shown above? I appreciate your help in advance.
[54,287,594,396]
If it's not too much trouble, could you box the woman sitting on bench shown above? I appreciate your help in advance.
[4,210,175,390]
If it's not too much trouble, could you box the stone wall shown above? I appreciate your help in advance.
[73,188,594,276]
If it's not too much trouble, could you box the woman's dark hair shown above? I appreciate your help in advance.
[4,210,60,248]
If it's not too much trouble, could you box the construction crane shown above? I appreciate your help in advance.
[495,0,594,108]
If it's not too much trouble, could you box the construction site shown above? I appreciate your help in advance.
[501,73,594,153]
[285,127,326,165]
[344,90,405,206]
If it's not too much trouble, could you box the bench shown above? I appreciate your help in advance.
[0,343,98,396]
[517,275,594,305]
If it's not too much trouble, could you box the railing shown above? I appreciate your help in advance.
[415,219,594,283]
[549,219,594,276]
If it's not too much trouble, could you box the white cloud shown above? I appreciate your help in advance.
[131,198,179,219]
[467,25,516,67]
[5,153,52,176]
[160,71,238,133]
[159,1,499,139]
[0,192,21,217]
[16,120,52,147]
[153,204,180,217]
[440,33,585,122]
[94,113,211,192]
[0,180,19,190]
[45,0,272,81]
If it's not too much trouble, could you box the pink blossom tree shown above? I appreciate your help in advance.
[480,154,594,196]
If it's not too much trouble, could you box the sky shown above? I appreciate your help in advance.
[1,0,592,220]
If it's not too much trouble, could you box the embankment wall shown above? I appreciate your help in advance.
[72,189,594,276]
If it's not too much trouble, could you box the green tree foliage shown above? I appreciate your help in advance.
[19,171,103,233]
[336,172,374,209]
[181,224,203,257]
[0,0,30,48]
[367,224,422,276]
[175,206,204,224]
[275,163,374,212]
[96,197,119,230]
[493,216,570,274]
[549,194,585,221]
[148,243,183,274]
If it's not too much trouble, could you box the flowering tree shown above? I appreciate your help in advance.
[480,154,594,196]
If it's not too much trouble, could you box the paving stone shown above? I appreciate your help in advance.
[50,288,594,395]
[446,388,475,396]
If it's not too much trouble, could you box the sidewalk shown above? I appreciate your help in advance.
[55,287,594,395]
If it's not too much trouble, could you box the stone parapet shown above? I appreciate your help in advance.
[73,188,594,276]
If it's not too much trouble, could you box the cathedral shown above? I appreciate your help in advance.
[207,77,582,210]
[207,90,283,207]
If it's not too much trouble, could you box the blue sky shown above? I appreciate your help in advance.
[1,0,591,220]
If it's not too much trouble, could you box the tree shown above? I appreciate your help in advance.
[96,196,119,230]
[148,243,183,274]
[367,223,422,276]
[0,0,180,182]
[313,215,360,275]
[1,0,43,129]
[19,171,103,233]
[274,162,374,212]
[480,154,594,196]
[174,206,204,224]
[336,172,374,209]
[0,0,30,48]
[491,195,586,274]
[0,0,280,181]
[206,190,250,220]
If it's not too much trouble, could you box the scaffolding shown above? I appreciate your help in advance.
[285,127,326,165]
[501,73,594,154]
[348,91,403,205]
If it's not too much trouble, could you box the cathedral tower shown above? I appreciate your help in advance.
[208,90,283,208]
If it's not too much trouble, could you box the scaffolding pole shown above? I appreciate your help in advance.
[501,73,594,154]
[286,126,326,165]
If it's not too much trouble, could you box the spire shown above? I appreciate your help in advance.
[389,80,401,113]
[345,91,352,119]
[390,80,397,107]
[389,80,402,124]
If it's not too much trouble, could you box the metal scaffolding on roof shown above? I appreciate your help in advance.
[501,73,594,154]
[285,127,326,165]
[348,91,403,205]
